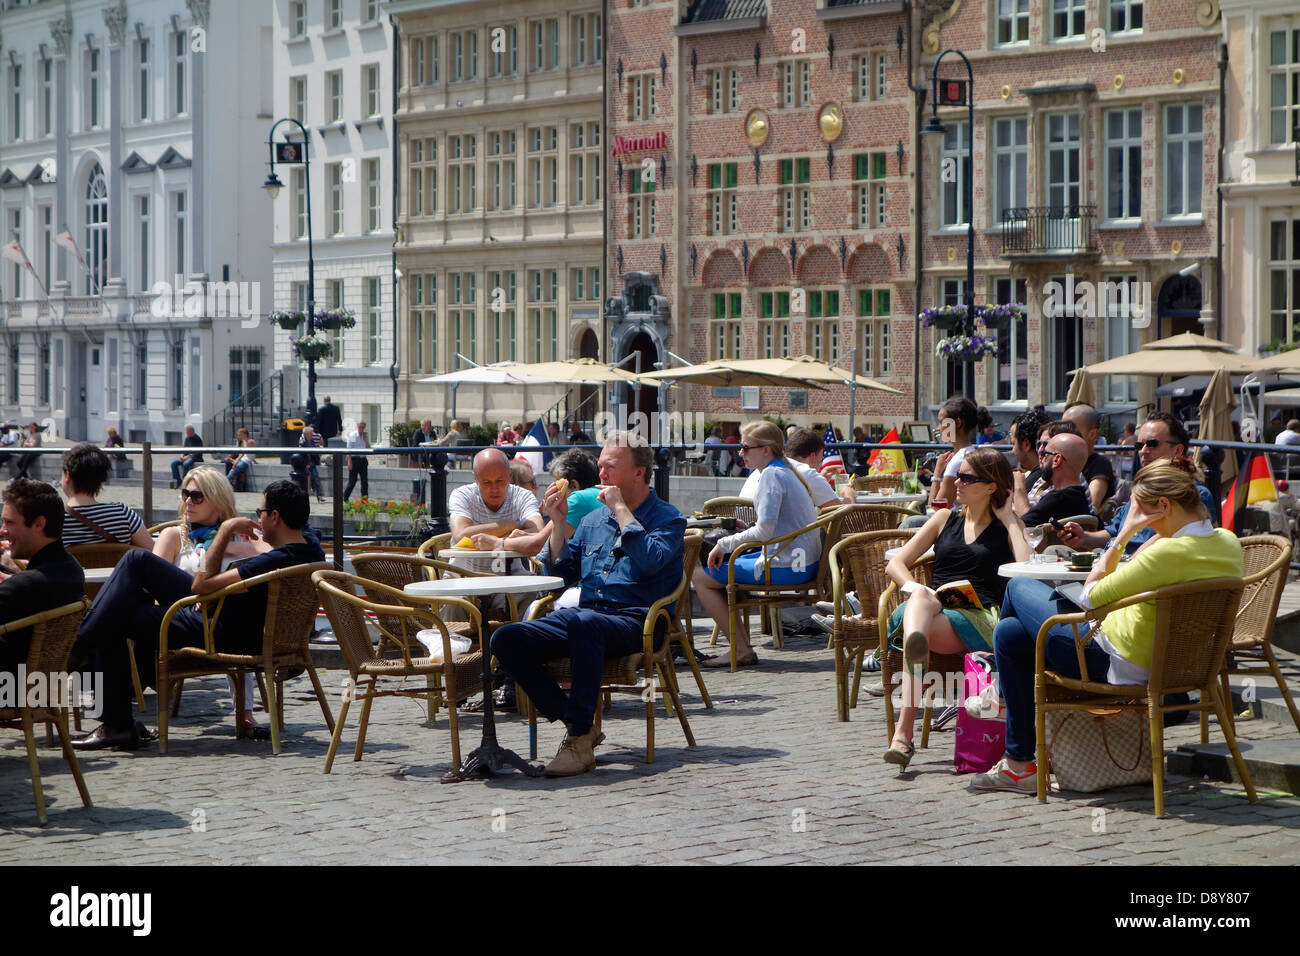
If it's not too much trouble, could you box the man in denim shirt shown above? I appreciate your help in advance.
[492,431,686,776]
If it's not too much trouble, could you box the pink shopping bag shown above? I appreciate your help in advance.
[953,651,1005,774]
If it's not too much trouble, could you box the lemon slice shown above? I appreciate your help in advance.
[454,536,476,550]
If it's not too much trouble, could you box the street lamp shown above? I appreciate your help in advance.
[923,49,977,399]
[263,118,319,421]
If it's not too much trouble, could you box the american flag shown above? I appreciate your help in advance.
[819,427,845,477]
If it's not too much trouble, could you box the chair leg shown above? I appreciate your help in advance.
[265,675,281,756]
[426,674,437,723]
[276,677,286,728]
[678,637,713,709]
[44,721,54,747]
[645,676,656,764]
[1264,647,1300,736]
[305,661,335,732]
[1149,697,1167,818]
[126,640,146,711]
[920,698,932,750]
[728,599,738,672]
[834,647,848,722]
[353,690,375,761]
[169,679,183,717]
[157,672,171,755]
[662,661,695,749]
[709,623,720,646]
[54,708,92,808]
[21,710,47,825]
[233,670,247,739]
[527,695,538,760]
[1209,682,1258,806]
[445,681,461,768]
[850,649,866,710]
[323,692,352,774]
[883,667,896,745]
[1035,701,1049,804]
[1218,669,1235,739]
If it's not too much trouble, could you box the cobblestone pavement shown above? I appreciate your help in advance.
[3,624,1298,865]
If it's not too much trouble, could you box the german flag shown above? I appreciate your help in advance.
[1221,453,1277,532]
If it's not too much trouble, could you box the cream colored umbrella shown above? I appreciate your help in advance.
[1076,349,1259,377]
[1195,366,1238,486]
[641,360,828,390]
[729,355,902,393]
[1064,366,1097,407]
[1142,331,1239,352]
[503,357,661,386]
[1248,350,1300,374]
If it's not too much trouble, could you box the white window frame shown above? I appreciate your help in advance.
[1104,107,1142,221]
[1045,111,1081,212]
[1108,0,1143,35]
[993,116,1027,226]
[326,70,343,123]
[1163,103,1203,218]
[997,0,1030,46]
[1269,21,1300,145]
[135,36,151,123]
[941,120,971,228]
[1051,0,1087,41]
[365,158,381,233]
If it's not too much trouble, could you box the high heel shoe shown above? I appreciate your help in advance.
[883,737,915,772]
[903,630,928,680]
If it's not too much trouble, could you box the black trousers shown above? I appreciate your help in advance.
[343,458,368,499]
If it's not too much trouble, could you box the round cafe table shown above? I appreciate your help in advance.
[857,493,928,505]
[405,574,564,782]
[997,560,1092,582]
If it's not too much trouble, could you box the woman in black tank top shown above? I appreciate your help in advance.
[880,447,1033,770]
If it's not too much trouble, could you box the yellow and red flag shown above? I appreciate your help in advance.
[867,427,908,475]
[1222,453,1277,532]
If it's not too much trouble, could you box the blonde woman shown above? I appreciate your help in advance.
[695,421,821,667]
[155,466,271,738]
[883,447,1032,770]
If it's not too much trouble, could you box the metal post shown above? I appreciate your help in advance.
[428,457,449,533]
[331,450,344,569]
[142,442,153,526]
[654,447,672,502]
[847,347,857,442]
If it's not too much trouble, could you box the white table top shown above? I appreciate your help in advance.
[857,493,927,504]
[998,560,1093,581]
[436,549,532,560]
[404,575,565,598]
[83,567,114,583]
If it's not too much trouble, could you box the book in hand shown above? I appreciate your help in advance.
[901,579,985,612]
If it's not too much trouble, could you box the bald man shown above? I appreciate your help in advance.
[1062,402,1115,512]
[448,448,544,547]
[1019,432,1094,528]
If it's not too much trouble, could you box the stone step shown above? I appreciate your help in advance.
[1169,739,1300,795]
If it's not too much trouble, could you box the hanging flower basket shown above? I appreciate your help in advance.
[977,302,1026,331]
[313,307,357,331]
[936,334,999,363]
[918,305,971,332]
[271,309,308,331]
[292,334,333,362]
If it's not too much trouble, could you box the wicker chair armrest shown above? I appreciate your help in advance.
[0,599,89,637]
[726,511,834,584]
[526,592,557,621]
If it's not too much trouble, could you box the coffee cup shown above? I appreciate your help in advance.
[1068,552,1095,570]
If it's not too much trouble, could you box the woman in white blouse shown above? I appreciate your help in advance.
[695,421,820,667]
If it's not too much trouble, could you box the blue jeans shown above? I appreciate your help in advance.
[492,606,652,737]
[992,578,1110,762]
[171,457,199,482]
[226,458,251,489]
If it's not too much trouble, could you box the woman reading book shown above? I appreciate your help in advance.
[882,447,1032,769]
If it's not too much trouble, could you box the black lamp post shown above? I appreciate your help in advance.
[923,49,976,399]
[263,118,319,421]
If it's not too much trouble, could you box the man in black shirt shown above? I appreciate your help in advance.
[73,480,325,750]
[1063,402,1115,513]
[169,424,205,488]
[1021,432,1094,529]
[0,480,86,679]
[315,394,343,442]
[568,420,592,445]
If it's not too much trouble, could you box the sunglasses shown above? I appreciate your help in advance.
[955,472,993,485]
[738,443,761,453]
[1036,441,1050,451]
[1138,438,1176,450]
[180,488,205,503]
[255,507,272,519]
[1041,448,1064,459]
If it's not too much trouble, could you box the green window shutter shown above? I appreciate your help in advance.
[877,288,891,315]
[646,176,655,193]
[709,164,721,189]
[872,152,887,179]
[725,163,738,187]
[827,290,839,316]
[713,294,726,319]
[777,291,790,317]
[797,157,810,183]
[859,289,872,316]
[779,159,793,184]
[809,291,822,318]
[760,292,773,318]
[630,170,641,194]
[729,292,742,317]
[855,154,869,180]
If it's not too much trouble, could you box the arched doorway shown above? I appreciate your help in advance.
[578,328,599,426]
[623,330,659,427]
[1157,274,1203,338]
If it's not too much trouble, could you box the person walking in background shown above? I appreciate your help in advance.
[343,421,370,499]
[299,425,325,502]
[314,394,343,443]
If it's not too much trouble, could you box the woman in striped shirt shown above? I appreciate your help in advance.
[60,443,154,548]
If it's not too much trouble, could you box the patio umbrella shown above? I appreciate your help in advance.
[1064,366,1097,407]
[1075,349,1259,377]
[416,362,555,385]
[1248,350,1300,374]
[723,356,901,393]
[504,357,661,387]
[641,360,830,390]
[1142,331,1239,352]
[1196,366,1238,486]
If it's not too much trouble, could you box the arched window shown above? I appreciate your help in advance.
[85,163,108,294]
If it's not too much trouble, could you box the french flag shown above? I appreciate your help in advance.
[819,427,845,477]
[517,419,552,474]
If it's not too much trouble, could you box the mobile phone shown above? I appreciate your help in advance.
[1048,516,1065,531]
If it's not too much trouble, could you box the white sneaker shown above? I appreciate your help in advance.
[963,685,1006,721]
[816,593,861,616]
[812,612,834,634]
[971,758,1038,794]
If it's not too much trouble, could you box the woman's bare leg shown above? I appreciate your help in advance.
[692,566,752,657]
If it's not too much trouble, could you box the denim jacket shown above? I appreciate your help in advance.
[545,489,686,615]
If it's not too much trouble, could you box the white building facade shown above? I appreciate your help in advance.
[269,0,395,443]
[0,0,276,447]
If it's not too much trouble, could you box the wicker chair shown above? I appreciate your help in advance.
[853,474,907,494]
[523,542,698,764]
[146,518,183,535]
[1201,534,1297,742]
[156,562,335,754]
[416,532,452,560]
[834,504,913,535]
[0,599,92,824]
[666,531,710,709]
[700,496,756,527]
[313,570,482,772]
[876,557,958,748]
[718,509,839,669]
[1034,577,1253,817]
[827,529,916,721]
[1036,514,1100,551]
[66,542,145,569]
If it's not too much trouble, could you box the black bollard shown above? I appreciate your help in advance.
[654,447,672,502]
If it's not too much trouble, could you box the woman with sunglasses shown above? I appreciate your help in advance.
[154,466,271,737]
[927,396,980,510]
[695,421,821,668]
[882,447,1032,769]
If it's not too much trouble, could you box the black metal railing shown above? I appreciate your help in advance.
[206,369,285,447]
[1001,204,1096,255]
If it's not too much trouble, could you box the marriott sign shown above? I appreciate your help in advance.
[610,131,667,156]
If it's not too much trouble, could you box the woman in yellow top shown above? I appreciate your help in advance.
[973,458,1243,794]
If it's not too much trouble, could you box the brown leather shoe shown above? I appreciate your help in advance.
[544,730,597,776]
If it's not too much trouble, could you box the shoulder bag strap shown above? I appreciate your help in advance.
[65,504,122,544]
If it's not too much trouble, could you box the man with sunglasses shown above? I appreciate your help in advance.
[1018,432,1093,529]
[1059,412,1217,553]
[72,480,325,751]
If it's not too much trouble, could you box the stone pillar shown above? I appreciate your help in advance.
[104,2,127,281]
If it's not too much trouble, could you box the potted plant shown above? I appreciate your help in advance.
[976,302,1026,332]
[313,306,357,331]
[918,304,971,333]
[270,309,308,331]
[935,333,999,363]
[292,334,333,362]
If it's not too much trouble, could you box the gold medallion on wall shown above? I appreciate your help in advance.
[817,102,843,143]
[745,109,770,147]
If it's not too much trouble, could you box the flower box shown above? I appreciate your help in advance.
[292,334,333,362]
[271,310,308,331]
[936,334,998,363]
[313,307,357,331]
